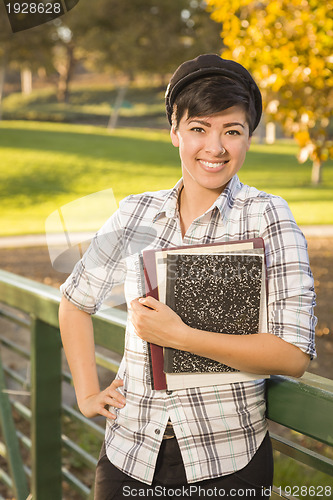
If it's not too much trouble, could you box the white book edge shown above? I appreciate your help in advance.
[165,371,270,390]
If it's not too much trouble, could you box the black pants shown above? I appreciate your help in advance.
[94,432,273,499]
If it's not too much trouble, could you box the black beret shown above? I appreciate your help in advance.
[165,54,262,131]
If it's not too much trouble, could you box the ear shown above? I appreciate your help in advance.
[170,125,179,148]
[246,135,252,151]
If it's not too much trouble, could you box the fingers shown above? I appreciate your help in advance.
[131,296,159,311]
[130,297,159,334]
[138,296,159,310]
[104,379,125,410]
[83,379,126,420]
[107,379,126,407]
[98,406,117,420]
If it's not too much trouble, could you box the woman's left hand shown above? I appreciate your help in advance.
[130,296,188,349]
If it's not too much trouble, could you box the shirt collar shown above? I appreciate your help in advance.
[153,178,184,221]
[211,175,242,224]
[153,175,242,223]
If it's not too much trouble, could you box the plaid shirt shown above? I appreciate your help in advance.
[61,175,316,485]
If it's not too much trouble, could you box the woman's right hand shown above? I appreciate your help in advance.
[79,379,126,419]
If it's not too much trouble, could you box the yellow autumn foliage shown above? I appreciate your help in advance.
[207,0,333,183]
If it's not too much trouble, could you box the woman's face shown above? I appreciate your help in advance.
[171,106,251,198]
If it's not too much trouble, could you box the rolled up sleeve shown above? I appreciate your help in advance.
[262,197,317,359]
[60,208,126,314]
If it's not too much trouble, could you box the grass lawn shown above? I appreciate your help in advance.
[1,84,167,128]
[0,120,332,236]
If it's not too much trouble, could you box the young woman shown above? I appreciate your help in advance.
[59,54,316,499]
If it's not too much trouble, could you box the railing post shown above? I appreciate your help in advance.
[30,317,62,500]
[0,357,29,500]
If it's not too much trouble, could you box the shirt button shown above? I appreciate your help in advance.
[155,429,161,435]
[166,390,173,395]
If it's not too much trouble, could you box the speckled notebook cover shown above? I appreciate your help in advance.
[164,252,263,375]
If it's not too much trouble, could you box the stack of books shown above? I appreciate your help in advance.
[142,238,269,391]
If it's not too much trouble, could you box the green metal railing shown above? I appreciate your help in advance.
[0,268,332,499]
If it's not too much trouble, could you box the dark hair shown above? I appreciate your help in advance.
[172,75,257,136]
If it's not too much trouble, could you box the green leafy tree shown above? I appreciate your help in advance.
[56,0,222,120]
[64,0,222,78]
[0,2,60,108]
[207,0,333,184]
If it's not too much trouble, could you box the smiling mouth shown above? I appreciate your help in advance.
[199,160,229,169]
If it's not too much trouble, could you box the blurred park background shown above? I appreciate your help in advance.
[0,0,332,499]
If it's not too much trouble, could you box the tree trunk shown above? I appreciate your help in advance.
[21,67,32,95]
[265,122,276,144]
[108,86,127,130]
[311,159,322,185]
[56,44,75,103]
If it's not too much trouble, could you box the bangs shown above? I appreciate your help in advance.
[173,75,256,135]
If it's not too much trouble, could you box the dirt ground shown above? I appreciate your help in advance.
[0,236,332,379]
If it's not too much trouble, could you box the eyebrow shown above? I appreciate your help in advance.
[224,122,245,129]
[188,119,245,129]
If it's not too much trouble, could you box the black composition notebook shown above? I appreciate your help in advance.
[161,250,269,390]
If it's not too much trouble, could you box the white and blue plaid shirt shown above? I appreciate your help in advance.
[61,175,316,485]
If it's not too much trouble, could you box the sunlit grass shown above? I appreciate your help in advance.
[1,84,166,124]
[0,121,332,236]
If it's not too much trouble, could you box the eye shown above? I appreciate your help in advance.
[226,129,241,136]
[190,126,205,133]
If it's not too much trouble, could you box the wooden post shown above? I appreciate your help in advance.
[30,318,62,500]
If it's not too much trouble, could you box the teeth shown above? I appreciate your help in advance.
[200,160,226,168]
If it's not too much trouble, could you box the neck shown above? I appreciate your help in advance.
[182,180,222,214]
[178,184,220,237]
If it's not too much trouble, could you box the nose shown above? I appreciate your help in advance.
[204,132,226,156]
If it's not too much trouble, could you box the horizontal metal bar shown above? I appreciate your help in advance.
[0,442,32,488]
[271,486,296,499]
[267,373,333,446]
[2,433,32,479]
[61,466,90,496]
[0,440,7,458]
[62,434,97,469]
[270,433,333,477]
[95,351,120,373]
[0,468,13,488]
[10,400,32,421]
[3,365,30,389]
[0,270,127,355]
[1,433,31,462]
[62,370,72,385]
[270,486,299,500]
[0,335,30,359]
[16,430,31,450]
[23,465,31,479]
[0,305,30,328]
[62,404,105,440]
